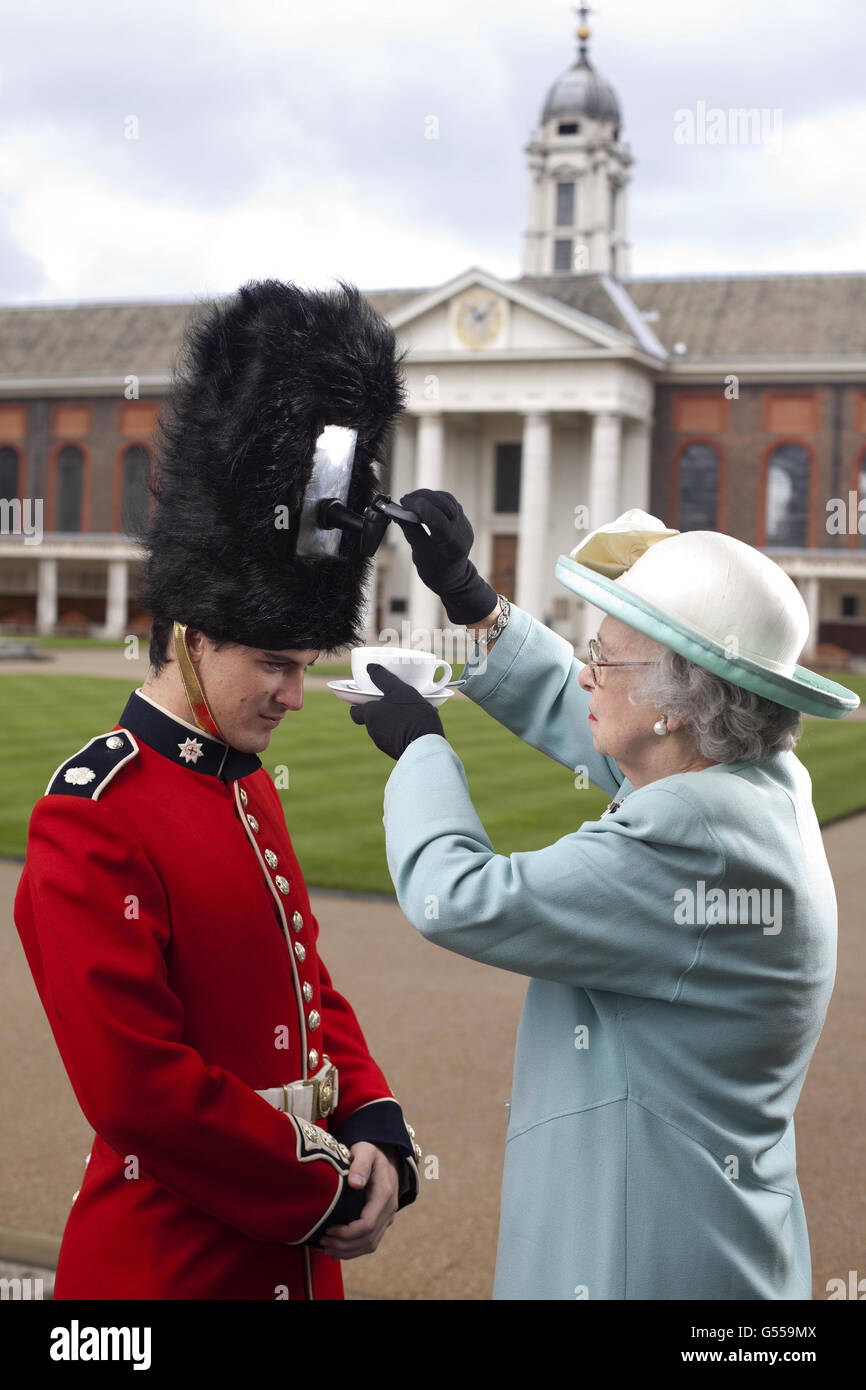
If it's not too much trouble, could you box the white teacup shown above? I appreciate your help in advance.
[351,646,453,696]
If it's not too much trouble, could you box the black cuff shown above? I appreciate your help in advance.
[304,1178,366,1247]
[333,1099,420,1210]
[441,568,498,627]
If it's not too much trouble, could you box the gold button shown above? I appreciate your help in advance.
[247,814,259,833]
[294,942,306,962]
[275,875,290,894]
[239,788,248,805]
[308,1009,321,1030]
[106,736,124,750]
[292,910,303,932]
[413,1142,422,1160]
[264,849,278,869]
[303,982,313,1003]
[308,1049,319,1069]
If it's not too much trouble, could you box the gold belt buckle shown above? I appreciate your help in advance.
[305,1057,338,1120]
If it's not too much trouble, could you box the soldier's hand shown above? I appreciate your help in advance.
[315,1142,400,1260]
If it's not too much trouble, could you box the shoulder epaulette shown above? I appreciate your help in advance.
[45,729,140,800]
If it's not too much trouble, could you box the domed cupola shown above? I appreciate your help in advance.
[541,20,622,126]
[522,6,633,278]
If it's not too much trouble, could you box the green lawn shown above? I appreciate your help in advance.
[1,674,864,893]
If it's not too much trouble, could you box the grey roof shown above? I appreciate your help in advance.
[1,272,865,382]
[541,55,621,124]
[0,300,200,377]
[513,271,866,361]
[0,287,427,380]
[621,272,866,359]
[513,273,636,338]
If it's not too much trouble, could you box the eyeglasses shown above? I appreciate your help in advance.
[586,637,657,688]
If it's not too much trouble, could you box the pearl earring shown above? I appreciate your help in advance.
[653,715,668,736]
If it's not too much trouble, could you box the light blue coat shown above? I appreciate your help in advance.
[381,601,837,1300]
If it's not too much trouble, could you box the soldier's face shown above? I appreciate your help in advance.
[187,633,321,753]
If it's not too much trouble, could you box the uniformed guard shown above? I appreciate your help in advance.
[14,278,422,1301]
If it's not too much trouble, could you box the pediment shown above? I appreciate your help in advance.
[388,266,634,355]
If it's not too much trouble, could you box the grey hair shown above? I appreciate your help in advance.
[627,645,802,763]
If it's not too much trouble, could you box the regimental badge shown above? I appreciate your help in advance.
[64,767,96,786]
[177,737,205,765]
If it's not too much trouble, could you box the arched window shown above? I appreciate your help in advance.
[120,444,151,536]
[0,445,20,498]
[56,445,84,532]
[765,443,810,547]
[677,442,718,530]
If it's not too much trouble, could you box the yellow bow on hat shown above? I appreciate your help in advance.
[569,508,680,579]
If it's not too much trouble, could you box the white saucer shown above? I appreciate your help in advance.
[328,679,455,708]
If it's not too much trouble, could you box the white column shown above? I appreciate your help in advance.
[613,172,631,277]
[620,419,652,514]
[36,557,58,634]
[102,559,129,639]
[522,157,545,275]
[516,412,552,620]
[577,412,623,655]
[408,413,445,643]
[802,575,820,658]
[588,159,611,271]
[587,412,623,530]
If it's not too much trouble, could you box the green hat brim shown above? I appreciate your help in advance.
[555,554,861,720]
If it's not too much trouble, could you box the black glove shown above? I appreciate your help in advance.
[349,664,447,761]
[393,489,498,626]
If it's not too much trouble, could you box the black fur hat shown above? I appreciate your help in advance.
[138,278,407,654]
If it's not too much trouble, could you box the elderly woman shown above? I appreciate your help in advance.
[344,491,859,1301]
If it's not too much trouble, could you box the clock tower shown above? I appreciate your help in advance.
[522,5,633,278]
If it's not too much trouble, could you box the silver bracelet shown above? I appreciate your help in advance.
[476,593,511,648]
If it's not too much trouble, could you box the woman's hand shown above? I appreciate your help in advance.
[349,664,447,760]
[393,489,497,626]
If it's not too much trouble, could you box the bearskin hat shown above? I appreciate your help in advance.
[137,277,407,654]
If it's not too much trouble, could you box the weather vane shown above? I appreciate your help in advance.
[574,3,593,61]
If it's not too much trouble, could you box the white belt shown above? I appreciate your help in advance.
[256,1058,338,1123]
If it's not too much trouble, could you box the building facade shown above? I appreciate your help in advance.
[1,17,865,661]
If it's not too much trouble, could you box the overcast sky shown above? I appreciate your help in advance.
[1,0,864,304]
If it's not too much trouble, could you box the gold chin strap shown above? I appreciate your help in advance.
[172,621,225,741]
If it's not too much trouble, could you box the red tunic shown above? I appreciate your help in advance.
[13,688,419,1300]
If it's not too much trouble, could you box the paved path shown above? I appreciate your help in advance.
[1,809,864,1300]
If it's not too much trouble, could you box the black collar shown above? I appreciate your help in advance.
[118,689,262,781]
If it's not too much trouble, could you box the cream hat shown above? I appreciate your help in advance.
[554,509,860,719]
